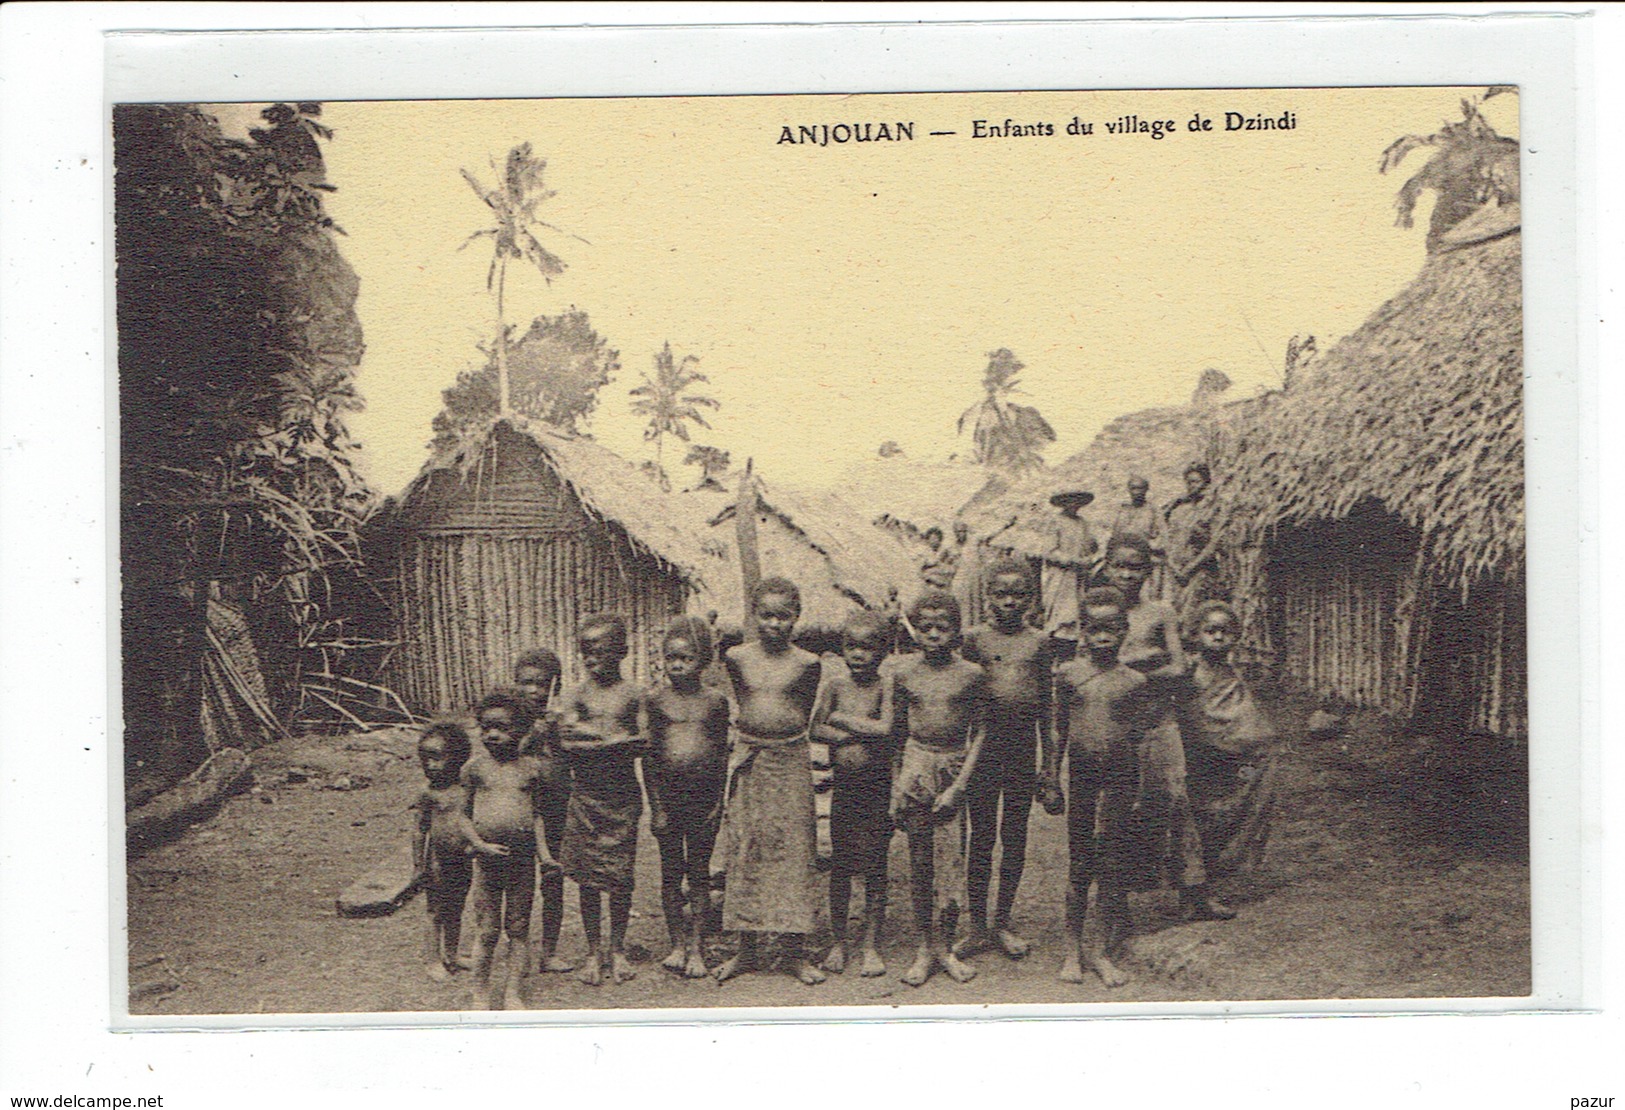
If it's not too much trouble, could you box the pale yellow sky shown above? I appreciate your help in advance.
[220,88,1515,496]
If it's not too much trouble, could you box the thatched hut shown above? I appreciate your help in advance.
[839,459,996,542]
[1221,202,1524,739]
[674,478,923,640]
[372,418,703,713]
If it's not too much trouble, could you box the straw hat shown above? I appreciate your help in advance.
[1048,489,1094,510]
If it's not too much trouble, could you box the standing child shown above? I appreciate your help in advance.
[459,688,549,1010]
[557,614,645,986]
[1178,600,1279,891]
[812,610,896,978]
[513,647,575,974]
[644,617,731,979]
[412,720,474,982]
[714,577,826,986]
[956,558,1059,961]
[1105,535,1228,920]
[891,591,988,987]
[1051,587,1153,988]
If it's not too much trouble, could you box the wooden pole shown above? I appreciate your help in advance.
[736,458,761,641]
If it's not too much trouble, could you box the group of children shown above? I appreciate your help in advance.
[411,541,1277,1008]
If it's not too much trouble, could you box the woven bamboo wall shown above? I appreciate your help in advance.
[385,431,689,715]
[392,532,686,714]
[1265,535,1526,740]
[1271,554,1411,714]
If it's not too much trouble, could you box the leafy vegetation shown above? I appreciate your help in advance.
[431,309,620,445]
[459,143,584,415]
[956,348,1056,472]
[629,342,720,489]
[1380,89,1519,250]
[117,103,375,780]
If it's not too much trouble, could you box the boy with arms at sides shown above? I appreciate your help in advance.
[811,610,896,978]
[890,591,989,987]
[557,614,645,986]
[956,559,1061,961]
[714,577,827,986]
[412,720,475,982]
[512,647,575,974]
[459,688,550,1010]
[1051,587,1153,988]
[643,617,731,979]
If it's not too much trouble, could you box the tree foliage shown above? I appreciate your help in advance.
[459,143,581,413]
[1380,90,1519,250]
[116,103,372,777]
[683,444,732,490]
[629,342,720,489]
[956,348,1056,472]
[432,309,620,446]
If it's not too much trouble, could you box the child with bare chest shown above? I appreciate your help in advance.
[891,591,989,987]
[812,611,896,978]
[512,647,575,974]
[412,720,474,982]
[643,617,731,979]
[557,614,645,986]
[459,689,549,1009]
[956,558,1061,962]
[714,577,826,986]
[1106,536,1228,917]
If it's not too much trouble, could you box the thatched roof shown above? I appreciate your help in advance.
[838,460,997,539]
[956,384,1258,559]
[674,479,922,633]
[392,416,709,579]
[1220,205,1523,591]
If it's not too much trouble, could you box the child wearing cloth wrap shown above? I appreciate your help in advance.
[713,577,827,986]
[557,614,645,986]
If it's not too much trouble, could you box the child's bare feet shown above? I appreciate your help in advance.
[456,953,475,970]
[951,928,994,959]
[994,927,1031,959]
[427,961,452,983]
[901,946,934,987]
[858,943,886,978]
[683,946,709,979]
[939,950,977,983]
[661,944,688,974]
[577,954,604,986]
[822,942,847,974]
[1058,953,1086,984]
[791,959,826,985]
[610,951,636,984]
[539,951,576,973]
[1088,950,1129,988]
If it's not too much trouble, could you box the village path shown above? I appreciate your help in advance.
[126,696,1529,1016]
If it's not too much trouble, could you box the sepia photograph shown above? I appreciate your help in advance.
[116,84,1532,1018]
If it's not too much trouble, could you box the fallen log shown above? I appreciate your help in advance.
[126,748,253,853]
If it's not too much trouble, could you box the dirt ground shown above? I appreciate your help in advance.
[126,695,1530,1015]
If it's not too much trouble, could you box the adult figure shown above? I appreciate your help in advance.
[1104,475,1165,598]
[1041,489,1097,650]
[1163,463,1223,618]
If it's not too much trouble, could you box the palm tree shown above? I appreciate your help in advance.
[460,143,581,416]
[957,348,1056,472]
[684,444,731,490]
[1379,89,1519,250]
[629,342,720,489]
